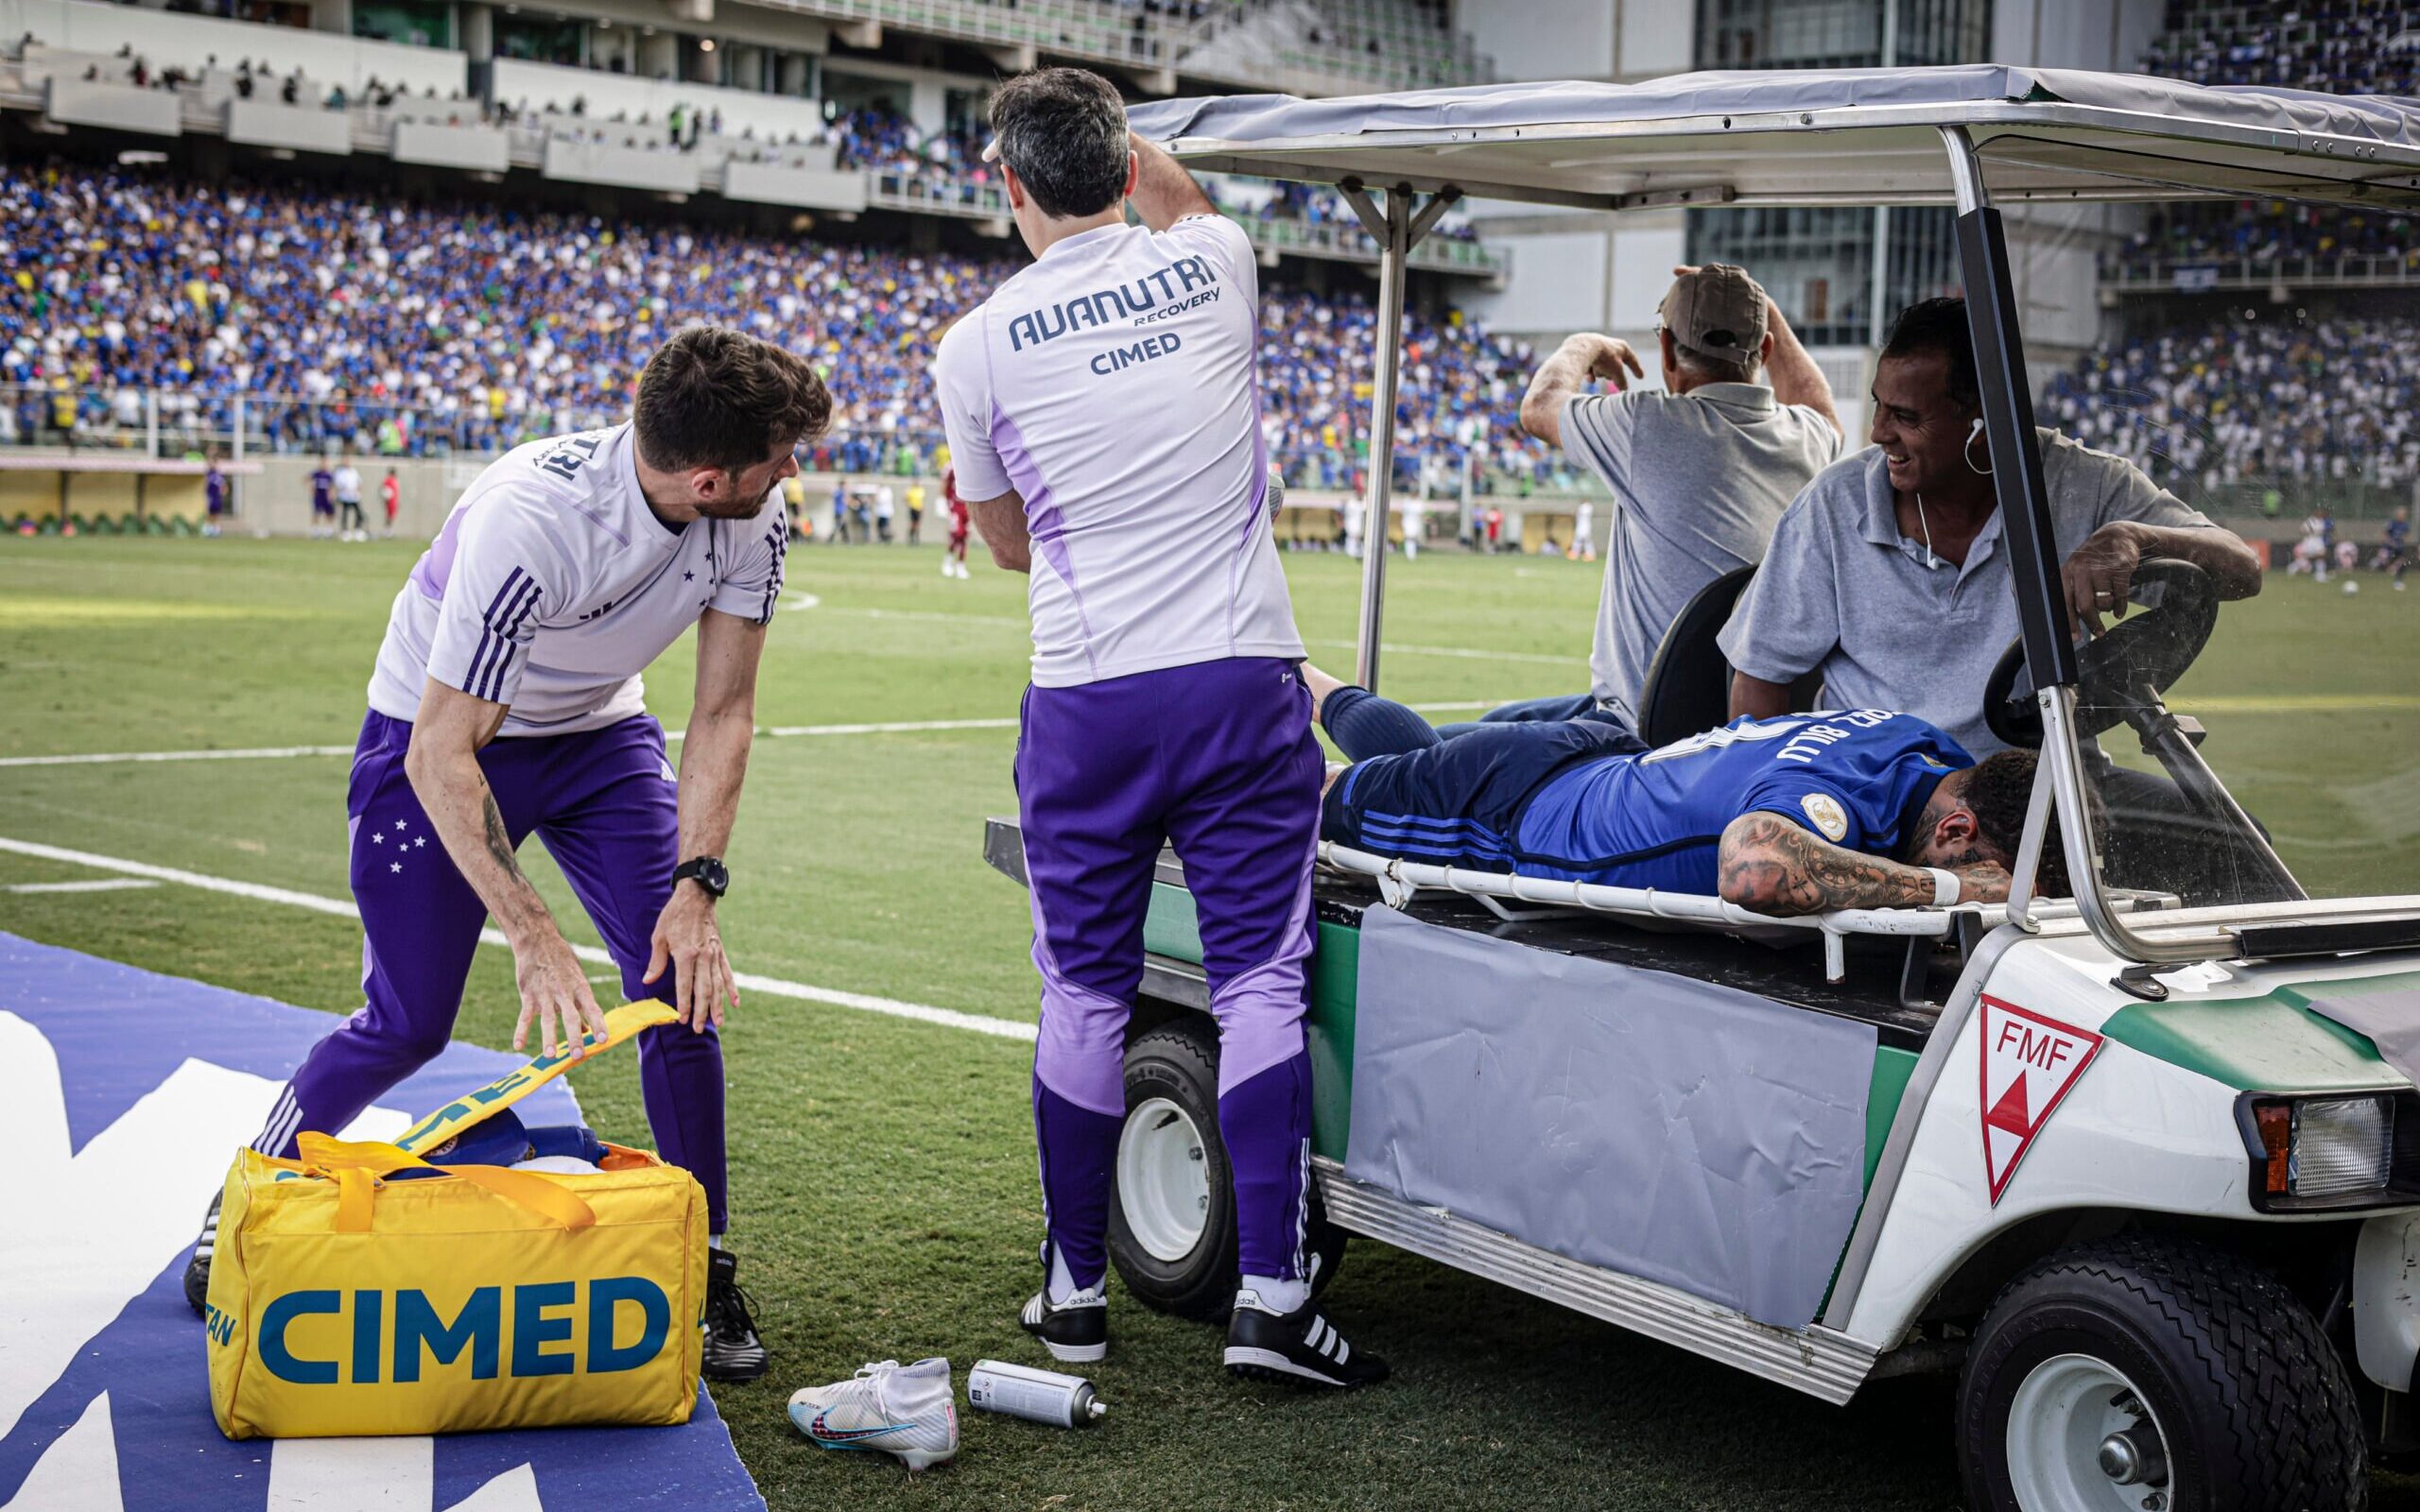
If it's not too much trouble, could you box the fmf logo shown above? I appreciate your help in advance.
[241,1279,673,1383]
[1979,996,2103,1206]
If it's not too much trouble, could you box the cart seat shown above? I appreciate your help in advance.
[1634,564,1822,747]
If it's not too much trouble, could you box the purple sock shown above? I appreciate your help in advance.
[1033,1079,1120,1296]
[1219,1049,1312,1282]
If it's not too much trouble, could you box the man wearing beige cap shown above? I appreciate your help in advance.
[1476,264,1841,731]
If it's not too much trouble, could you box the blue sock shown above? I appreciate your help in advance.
[1322,685,1442,761]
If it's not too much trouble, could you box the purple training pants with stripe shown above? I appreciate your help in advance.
[1018,657,1322,1292]
[252,710,729,1231]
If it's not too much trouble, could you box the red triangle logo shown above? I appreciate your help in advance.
[1979,996,2103,1206]
[1983,1069,2031,1136]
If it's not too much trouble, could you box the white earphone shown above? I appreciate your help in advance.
[1964,416,1993,476]
[1916,421,1991,571]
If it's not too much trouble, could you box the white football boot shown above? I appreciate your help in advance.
[787,1357,959,1471]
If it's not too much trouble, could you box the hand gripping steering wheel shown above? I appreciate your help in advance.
[1983,558,2220,749]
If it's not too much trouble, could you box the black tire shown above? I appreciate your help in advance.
[1107,1015,1346,1322]
[1958,1235,2366,1512]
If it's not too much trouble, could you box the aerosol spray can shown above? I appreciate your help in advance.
[966,1359,1107,1427]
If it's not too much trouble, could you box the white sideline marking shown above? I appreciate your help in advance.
[0,835,1039,1044]
[756,716,1016,737]
[0,745,354,768]
[0,703,1499,767]
[5,878,160,894]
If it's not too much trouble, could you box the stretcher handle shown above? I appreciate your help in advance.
[297,1131,598,1233]
[389,1001,680,1157]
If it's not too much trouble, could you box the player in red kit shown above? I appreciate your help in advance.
[380,467,401,537]
[942,467,972,580]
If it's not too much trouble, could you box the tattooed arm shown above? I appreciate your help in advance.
[1716,811,2011,916]
[406,678,609,1058]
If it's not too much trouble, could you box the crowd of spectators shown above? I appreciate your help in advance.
[2109,201,2420,272]
[2043,314,2420,499]
[0,163,1554,489]
[2139,0,2420,95]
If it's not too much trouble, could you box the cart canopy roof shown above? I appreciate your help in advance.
[1126,65,2420,212]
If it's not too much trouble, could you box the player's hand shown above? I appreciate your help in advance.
[1950,859,2014,904]
[2062,523,2145,639]
[1565,333,1644,389]
[510,926,610,1060]
[645,882,738,1034]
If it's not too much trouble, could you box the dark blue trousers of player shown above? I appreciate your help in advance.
[251,709,729,1230]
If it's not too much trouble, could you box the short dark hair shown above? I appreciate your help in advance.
[1959,748,2106,900]
[988,67,1130,220]
[1879,296,1980,413]
[632,326,830,475]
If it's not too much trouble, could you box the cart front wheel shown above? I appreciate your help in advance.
[1958,1236,2365,1512]
[1108,1017,1345,1321]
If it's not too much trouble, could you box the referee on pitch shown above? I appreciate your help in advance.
[182,327,829,1382]
[934,67,1384,1388]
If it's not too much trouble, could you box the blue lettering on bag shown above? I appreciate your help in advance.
[252,1279,672,1383]
[393,1286,501,1383]
[589,1276,671,1375]
[512,1280,577,1378]
[259,1290,341,1383]
[351,1289,382,1383]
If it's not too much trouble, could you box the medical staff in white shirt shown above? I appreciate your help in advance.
[185,327,829,1384]
[932,66,1384,1390]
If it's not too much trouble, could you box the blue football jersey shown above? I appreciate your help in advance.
[1512,711,1975,893]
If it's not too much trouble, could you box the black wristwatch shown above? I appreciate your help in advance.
[672,856,730,899]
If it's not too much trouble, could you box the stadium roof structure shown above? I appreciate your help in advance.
[1129,65,2420,212]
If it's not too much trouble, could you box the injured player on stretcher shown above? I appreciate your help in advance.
[1303,666,2089,915]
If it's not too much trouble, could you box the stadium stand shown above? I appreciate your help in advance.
[0,163,1554,495]
[2055,0,2420,520]
[2107,1,2420,284]
[2043,315,2420,510]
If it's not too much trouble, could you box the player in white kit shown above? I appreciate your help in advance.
[182,328,830,1382]
[930,67,1385,1389]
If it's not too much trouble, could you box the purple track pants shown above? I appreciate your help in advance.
[251,710,730,1231]
[1018,657,1322,1291]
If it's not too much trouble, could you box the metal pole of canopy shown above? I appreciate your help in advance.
[1339,180,1458,692]
[1938,125,2232,967]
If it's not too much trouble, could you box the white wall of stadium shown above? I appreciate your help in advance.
[1,0,467,95]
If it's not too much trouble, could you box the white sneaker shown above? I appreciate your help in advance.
[941,558,953,576]
[787,1357,959,1471]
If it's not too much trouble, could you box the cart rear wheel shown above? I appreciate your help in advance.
[1958,1236,2364,1512]
[1108,1016,1345,1321]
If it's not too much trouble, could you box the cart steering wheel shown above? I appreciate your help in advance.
[1984,558,2219,748]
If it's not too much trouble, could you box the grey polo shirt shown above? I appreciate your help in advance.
[1716,428,2221,757]
[1563,384,1842,717]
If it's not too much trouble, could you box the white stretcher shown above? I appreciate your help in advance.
[1317,841,2014,986]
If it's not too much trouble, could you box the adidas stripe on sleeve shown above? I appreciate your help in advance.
[424,506,560,707]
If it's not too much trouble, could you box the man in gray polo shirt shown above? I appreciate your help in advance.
[1720,297,2260,755]
[1720,297,2265,897]
[1504,264,1842,728]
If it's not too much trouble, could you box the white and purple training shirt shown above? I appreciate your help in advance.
[932,214,1303,688]
[366,422,786,736]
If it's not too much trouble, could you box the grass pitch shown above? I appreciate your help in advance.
[2,536,2415,1510]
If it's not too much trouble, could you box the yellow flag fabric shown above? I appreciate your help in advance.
[205,1005,705,1440]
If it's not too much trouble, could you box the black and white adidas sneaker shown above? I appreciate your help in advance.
[1018,1284,1108,1363]
[1224,1289,1390,1389]
[701,1248,769,1382]
[182,1194,221,1317]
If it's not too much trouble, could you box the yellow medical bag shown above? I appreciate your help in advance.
[205,1003,708,1440]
